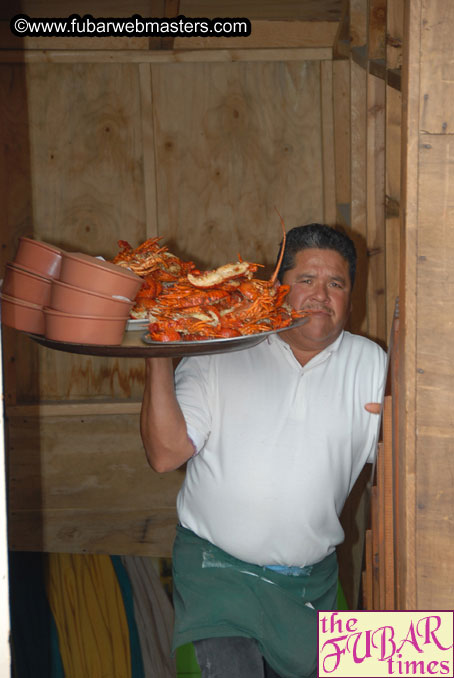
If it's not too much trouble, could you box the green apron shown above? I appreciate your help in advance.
[172,525,338,678]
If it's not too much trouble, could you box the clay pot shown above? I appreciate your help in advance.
[1,293,45,334]
[59,252,142,300]
[50,279,133,318]
[14,236,62,279]
[3,262,52,307]
[43,307,128,345]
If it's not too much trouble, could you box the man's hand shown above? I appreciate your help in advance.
[364,402,381,414]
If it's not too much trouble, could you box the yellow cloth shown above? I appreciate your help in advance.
[45,553,131,678]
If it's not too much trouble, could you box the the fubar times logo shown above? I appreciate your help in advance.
[318,611,454,677]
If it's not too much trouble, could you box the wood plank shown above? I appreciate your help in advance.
[0,47,333,64]
[415,135,454,609]
[139,62,159,239]
[0,22,150,50]
[0,0,160,19]
[366,72,386,345]
[6,400,142,416]
[368,0,386,61]
[377,442,385,609]
[364,529,373,610]
[320,60,336,225]
[179,0,343,22]
[151,60,324,270]
[332,59,351,206]
[350,0,367,47]
[371,485,380,609]
[8,508,178,556]
[0,337,11,675]
[173,20,339,50]
[385,85,401,338]
[382,395,395,610]
[349,58,368,335]
[419,0,454,134]
[386,0,404,71]
[390,311,400,607]
[8,414,183,512]
[397,0,421,611]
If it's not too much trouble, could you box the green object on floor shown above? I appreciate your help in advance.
[176,642,201,677]
[175,580,347,676]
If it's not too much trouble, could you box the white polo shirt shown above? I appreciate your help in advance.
[174,331,386,567]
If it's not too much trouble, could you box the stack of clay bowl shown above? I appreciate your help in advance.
[1,237,63,335]
[44,252,142,345]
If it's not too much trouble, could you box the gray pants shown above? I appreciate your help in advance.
[193,637,284,678]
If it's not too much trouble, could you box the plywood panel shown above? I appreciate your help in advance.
[1,62,151,402]
[25,63,146,257]
[151,60,325,270]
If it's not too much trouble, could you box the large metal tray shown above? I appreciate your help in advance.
[28,316,309,358]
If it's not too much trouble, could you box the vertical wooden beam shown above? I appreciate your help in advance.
[320,61,336,226]
[0,336,11,676]
[350,59,368,334]
[333,60,351,216]
[366,72,386,344]
[139,63,159,240]
[368,0,386,61]
[385,85,401,338]
[398,0,419,610]
[382,395,395,609]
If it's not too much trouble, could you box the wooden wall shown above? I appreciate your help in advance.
[1,3,340,558]
[398,0,454,610]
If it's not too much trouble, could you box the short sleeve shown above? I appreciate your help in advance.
[175,356,212,453]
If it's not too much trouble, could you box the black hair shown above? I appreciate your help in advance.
[276,223,357,287]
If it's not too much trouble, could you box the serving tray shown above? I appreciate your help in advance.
[27,316,309,359]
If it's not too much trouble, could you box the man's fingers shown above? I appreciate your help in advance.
[365,402,381,414]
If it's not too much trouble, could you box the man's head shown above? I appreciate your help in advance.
[276,223,357,288]
[276,224,357,357]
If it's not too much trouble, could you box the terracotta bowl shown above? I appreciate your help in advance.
[14,236,63,279]
[44,307,128,345]
[1,293,45,335]
[3,262,52,307]
[59,252,142,300]
[50,279,133,318]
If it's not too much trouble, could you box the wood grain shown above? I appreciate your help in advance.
[366,72,386,345]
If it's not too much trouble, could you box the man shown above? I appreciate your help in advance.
[140,224,386,678]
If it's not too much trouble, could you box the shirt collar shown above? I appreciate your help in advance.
[268,330,345,370]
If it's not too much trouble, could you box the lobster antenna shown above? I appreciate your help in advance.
[270,207,287,284]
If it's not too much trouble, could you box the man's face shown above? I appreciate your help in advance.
[281,248,352,354]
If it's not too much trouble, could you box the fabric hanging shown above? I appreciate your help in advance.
[121,555,176,678]
[111,555,145,678]
[45,552,132,678]
[9,551,64,678]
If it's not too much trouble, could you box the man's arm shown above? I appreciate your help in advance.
[140,357,196,473]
